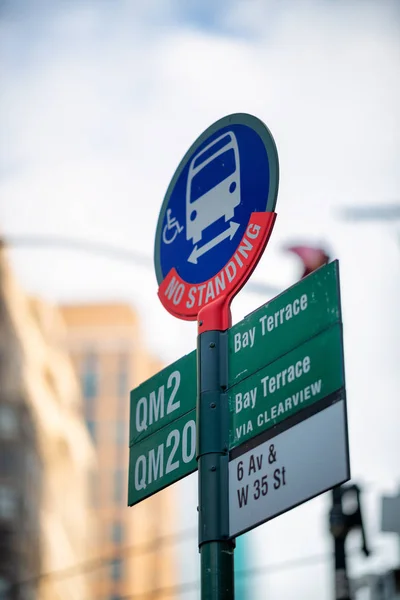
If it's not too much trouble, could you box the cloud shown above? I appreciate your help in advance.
[0,3,399,597]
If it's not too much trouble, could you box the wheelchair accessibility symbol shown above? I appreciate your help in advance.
[154,112,279,322]
[162,209,184,245]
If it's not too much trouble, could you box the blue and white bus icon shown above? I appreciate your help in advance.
[155,113,279,290]
[186,131,241,244]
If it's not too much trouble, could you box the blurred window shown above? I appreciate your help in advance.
[81,352,98,403]
[21,584,36,600]
[86,420,96,443]
[0,404,18,438]
[110,558,123,581]
[0,444,19,476]
[0,577,11,599]
[111,521,124,544]
[0,486,17,520]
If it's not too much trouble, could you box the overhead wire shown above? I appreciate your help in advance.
[10,530,379,596]
[0,234,281,297]
[10,528,197,588]
[89,546,370,600]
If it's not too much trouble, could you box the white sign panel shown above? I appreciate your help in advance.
[229,399,349,538]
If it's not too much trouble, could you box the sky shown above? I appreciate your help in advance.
[1,1,400,598]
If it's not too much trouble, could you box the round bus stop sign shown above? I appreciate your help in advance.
[154,113,279,327]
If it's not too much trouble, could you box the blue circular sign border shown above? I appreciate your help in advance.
[154,112,279,286]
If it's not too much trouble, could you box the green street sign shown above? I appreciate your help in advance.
[128,262,344,503]
[129,350,196,445]
[128,409,197,506]
[229,323,344,449]
[228,260,341,387]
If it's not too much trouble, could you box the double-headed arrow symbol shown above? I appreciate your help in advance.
[188,221,240,264]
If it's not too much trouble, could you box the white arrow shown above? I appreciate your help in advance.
[188,221,240,264]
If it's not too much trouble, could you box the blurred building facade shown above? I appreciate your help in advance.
[61,303,176,600]
[0,254,41,599]
[0,249,97,600]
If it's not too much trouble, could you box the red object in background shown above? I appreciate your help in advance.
[287,245,330,279]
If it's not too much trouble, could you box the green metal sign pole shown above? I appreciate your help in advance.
[197,304,235,600]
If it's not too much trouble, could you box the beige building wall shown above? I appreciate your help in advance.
[61,304,177,600]
[0,250,97,600]
[0,252,41,600]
